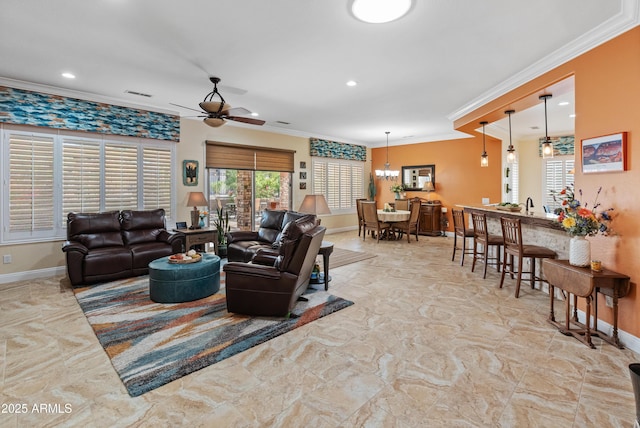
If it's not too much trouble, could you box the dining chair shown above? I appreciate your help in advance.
[392,199,421,242]
[361,201,391,243]
[393,198,409,211]
[355,198,367,237]
[499,217,557,298]
[471,212,504,279]
[451,209,474,266]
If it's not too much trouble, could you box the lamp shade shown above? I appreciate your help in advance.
[422,181,435,192]
[186,191,208,208]
[298,194,331,215]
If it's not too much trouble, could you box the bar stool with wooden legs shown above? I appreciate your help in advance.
[451,209,474,266]
[499,217,557,298]
[471,212,504,279]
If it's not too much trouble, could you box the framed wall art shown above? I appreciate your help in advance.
[581,132,627,174]
[183,160,199,186]
[300,171,307,180]
[299,182,307,190]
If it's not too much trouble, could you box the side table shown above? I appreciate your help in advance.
[309,241,334,291]
[543,259,630,348]
[173,227,218,255]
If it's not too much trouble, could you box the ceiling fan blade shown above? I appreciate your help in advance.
[226,116,265,126]
[225,107,251,116]
[169,103,204,114]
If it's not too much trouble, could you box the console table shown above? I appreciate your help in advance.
[173,227,218,255]
[543,259,630,348]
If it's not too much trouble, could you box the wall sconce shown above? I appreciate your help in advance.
[505,109,517,164]
[540,94,554,159]
[480,121,489,167]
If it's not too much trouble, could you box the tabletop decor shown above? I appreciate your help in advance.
[551,185,613,266]
[390,183,404,199]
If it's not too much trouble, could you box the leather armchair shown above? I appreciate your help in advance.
[223,215,325,316]
[227,209,310,262]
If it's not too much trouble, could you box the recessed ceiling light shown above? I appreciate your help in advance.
[251,112,259,117]
[569,114,576,118]
[558,101,569,106]
[61,72,76,79]
[346,80,357,87]
[351,0,413,24]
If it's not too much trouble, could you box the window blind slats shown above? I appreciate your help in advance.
[143,147,172,218]
[313,158,364,211]
[104,144,138,211]
[8,134,54,232]
[206,141,295,172]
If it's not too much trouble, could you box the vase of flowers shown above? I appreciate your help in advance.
[551,185,613,267]
[390,184,404,199]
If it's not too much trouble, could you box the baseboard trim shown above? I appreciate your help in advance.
[575,309,640,354]
[0,266,66,284]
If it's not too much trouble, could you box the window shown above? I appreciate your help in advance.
[507,161,519,204]
[543,156,574,211]
[312,158,364,212]
[1,128,175,243]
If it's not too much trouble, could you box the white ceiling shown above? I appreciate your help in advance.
[0,0,636,147]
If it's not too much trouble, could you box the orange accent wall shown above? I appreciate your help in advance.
[455,27,640,339]
[371,133,502,230]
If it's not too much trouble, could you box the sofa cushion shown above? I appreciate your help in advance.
[67,211,124,249]
[257,210,286,243]
[121,209,166,245]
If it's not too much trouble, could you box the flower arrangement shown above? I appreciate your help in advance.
[550,185,613,237]
[390,184,404,193]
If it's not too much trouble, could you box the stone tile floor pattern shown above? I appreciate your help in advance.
[0,232,638,427]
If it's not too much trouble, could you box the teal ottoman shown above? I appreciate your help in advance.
[149,253,220,303]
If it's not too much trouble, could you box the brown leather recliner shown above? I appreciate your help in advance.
[226,209,311,262]
[223,215,325,316]
[62,209,182,286]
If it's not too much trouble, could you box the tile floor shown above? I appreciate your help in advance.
[0,232,638,427]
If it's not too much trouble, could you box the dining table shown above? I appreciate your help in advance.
[376,209,410,240]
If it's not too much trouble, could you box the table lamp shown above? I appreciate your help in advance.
[423,180,435,201]
[298,194,331,219]
[187,191,208,229]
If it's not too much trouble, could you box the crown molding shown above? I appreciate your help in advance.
[448,0,640,122]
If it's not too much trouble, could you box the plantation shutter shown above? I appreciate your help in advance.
[8,133,55,235]
[544,157,574,211]
[509,161,519,204]
[104,144,138,211]
[62,139,101,221]
[143,146,172,218]
[312,159,363,211]
[205,141,294,172]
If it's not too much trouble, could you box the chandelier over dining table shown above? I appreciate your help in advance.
[376,131,399,180]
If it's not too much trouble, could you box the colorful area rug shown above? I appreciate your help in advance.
[73,275,353,397]
[330,247,376,268]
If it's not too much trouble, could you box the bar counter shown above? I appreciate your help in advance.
[459,204,570,259]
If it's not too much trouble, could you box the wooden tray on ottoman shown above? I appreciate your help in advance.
[168,253,202,264]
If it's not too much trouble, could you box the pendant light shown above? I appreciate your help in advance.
[540,94,554,158]
[480,121,489,167]
[375,131,399,180]
[505,109,516,164]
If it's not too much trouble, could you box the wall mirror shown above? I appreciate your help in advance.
[402,164,435,191]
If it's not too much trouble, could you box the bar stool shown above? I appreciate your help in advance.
[451,209,474,266]
[471,212,504,279]
[499,217,557,298]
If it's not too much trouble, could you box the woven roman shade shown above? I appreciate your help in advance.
[205,141,295,172]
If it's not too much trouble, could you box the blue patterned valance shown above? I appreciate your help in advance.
[538,135,574,157]
[0,86,180,142]
[310,138,366,161]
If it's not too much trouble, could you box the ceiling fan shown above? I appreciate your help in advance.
[172,77,265,127]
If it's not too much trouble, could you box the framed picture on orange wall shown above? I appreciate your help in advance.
[581,132,626,174]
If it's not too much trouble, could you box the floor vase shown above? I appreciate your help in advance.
[569,235,590,267]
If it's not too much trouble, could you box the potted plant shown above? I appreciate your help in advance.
[212,205,230,258]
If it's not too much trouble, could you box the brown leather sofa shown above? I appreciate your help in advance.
[223,215,325,316]
[226,209,311,262]
[62,209,182,286]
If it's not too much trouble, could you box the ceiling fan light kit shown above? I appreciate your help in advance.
[171,76,265,128]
